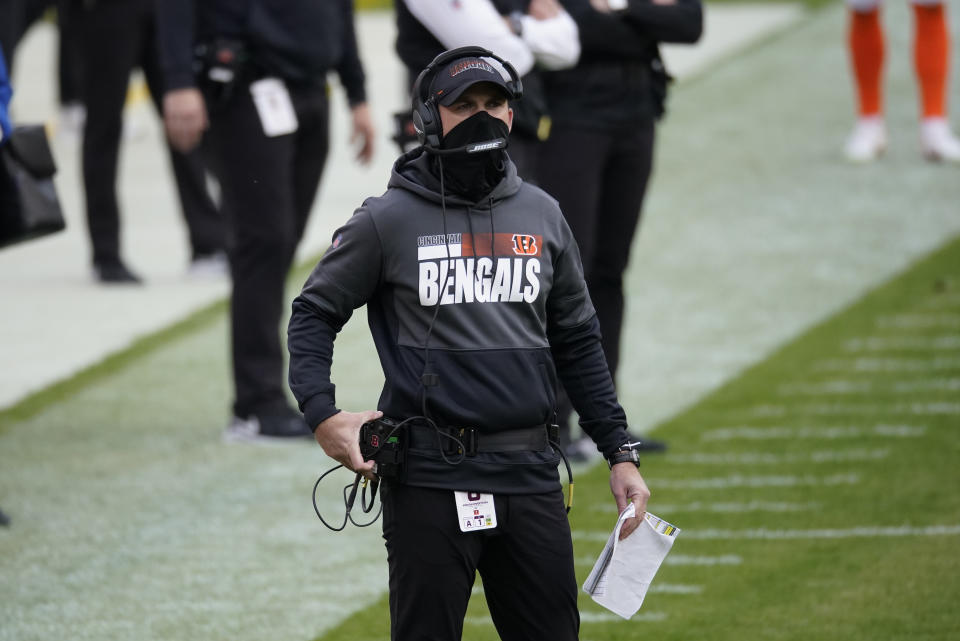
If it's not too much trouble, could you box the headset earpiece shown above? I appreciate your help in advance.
[412,96,441,148]
[411,46,522,148]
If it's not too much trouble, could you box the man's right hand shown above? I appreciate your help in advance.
[162,88,208,153]
[314,410,382,480]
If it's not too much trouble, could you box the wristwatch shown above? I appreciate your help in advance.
[606,444,640,469]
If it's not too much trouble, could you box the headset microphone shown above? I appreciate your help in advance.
[425,137,508,156]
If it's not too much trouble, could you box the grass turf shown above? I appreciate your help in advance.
[314,236,960,641]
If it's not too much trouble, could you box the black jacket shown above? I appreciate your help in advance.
[544,0,702,129]
[155,0,366,104]
[288,150,630,493]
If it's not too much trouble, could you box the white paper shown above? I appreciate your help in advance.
[582,506,680,619]
[249,77,298,137]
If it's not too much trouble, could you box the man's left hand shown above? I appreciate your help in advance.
[610,463,650,540]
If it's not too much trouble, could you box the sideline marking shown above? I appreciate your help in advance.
[815,356,960,372]
[589,500,819,514]
[680,524,960,540]
[653,474,859,489]
[650,584,704,594]
[919,292,960,308]
[843,335,960,352]
[667,448,889,465]
[702,424,926,441]
[892,378,960,393]
[665,554,743,566]
[875,313,960,329]
[577,553,739,567]
[573,525,960,543]
[777,380,872,396]
[464,612,668,626]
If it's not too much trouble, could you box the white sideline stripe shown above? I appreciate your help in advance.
[583,611,667,623]
[667,448,889,465]
[919,293,960,308]
[810,448,890,463]
[746,402,960,416]
[649,584,704,594]
[892,378,960,393]
[779,377,960,396]
[573,525,960,543]
[680,525,960,540]
[815,356,960,372]
[875,313,960,329]
[702,424,926,441]
[589,500,819,514]
[653,474,859,489]
[777,380,873,396]
[665,554,743,566]
[579,548,728,570]
[843,335,960,352]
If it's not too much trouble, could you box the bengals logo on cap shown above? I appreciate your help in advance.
[512,234,539,256]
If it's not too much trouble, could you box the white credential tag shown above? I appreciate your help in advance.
[454,491,498,532]
[250,77,298,137]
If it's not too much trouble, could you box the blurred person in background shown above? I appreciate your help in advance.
[77,0,224,284]
[1,47,12,527]
[535,0,702,461]
[844,0,960,162]
[0,48,10,142]
[0,0,85,135]
[155,0,375,441]
[395,0,579,178]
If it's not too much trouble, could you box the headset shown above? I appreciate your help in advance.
[411,46,523,149]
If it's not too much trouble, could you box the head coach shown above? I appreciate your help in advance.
[287,46,649,641]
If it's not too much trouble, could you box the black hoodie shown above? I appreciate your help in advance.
[288,150,629,493]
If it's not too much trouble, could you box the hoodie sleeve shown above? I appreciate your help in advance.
[334,0,368,106]
[154,0,198,91]
[288,207,382,429]
[546,229,630,457]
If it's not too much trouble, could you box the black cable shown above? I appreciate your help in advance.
[312,465,381,531]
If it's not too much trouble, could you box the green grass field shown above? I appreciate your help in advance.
[316,236,960,641]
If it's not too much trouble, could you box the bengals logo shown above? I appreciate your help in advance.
[512,234,539,256]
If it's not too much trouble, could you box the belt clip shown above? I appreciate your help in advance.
[547,423,559,444]
[459,427,478,457]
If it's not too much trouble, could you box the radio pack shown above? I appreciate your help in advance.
[359,417,407,481]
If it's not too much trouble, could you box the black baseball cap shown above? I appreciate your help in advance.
[430,57,512,106]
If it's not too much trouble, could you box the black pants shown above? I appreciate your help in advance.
[381,483,579,641]
[0,0,84,105]
[204,80,330,418]
[77,0,221,266]
[536,122,655,432]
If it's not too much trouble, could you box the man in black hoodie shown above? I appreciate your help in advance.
[288,47,648,641]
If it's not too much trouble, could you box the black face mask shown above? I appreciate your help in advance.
[434,111,509,201]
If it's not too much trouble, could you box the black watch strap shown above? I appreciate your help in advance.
[606,447,640,469]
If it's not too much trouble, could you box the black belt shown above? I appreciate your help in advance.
[407,424,558,457]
